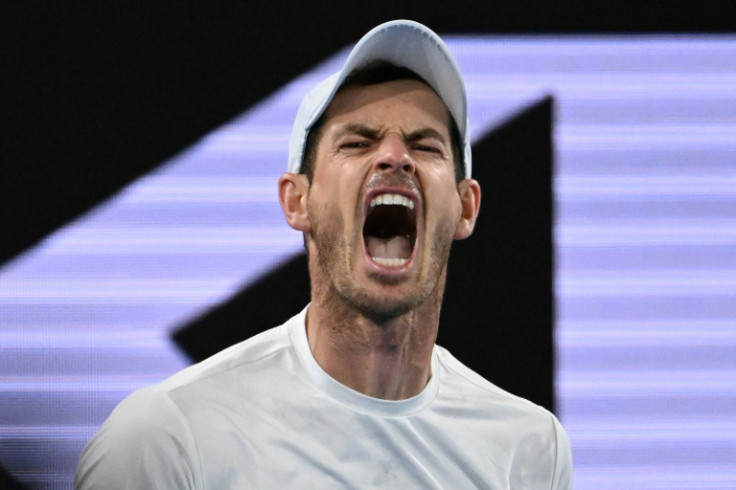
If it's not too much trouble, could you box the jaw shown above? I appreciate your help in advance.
[306,209,449,324]
[306,180,457,323]
[350,239,448,325]
[357,202,458,316]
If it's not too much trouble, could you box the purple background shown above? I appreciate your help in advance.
[1,36,735,489]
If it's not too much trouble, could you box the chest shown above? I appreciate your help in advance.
[187,398,552,489]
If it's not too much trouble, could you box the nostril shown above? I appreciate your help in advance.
[378,162,392,170]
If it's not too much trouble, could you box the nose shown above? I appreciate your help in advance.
[374,135,416,174]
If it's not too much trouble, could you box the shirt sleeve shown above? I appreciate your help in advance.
[74,387,201,490]
[550,414,573,490]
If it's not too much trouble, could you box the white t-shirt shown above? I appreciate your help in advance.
[75,307,572,489]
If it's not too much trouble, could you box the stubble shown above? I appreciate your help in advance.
[307,198,457,325]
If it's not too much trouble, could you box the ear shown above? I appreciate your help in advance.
[278,172,311,232]
[454,178,481,240]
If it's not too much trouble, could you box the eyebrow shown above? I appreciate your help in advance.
[405,127,447,145]
[335,124,381,141]
[334,124,448,146]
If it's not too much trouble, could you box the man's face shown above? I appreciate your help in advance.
[303,79,473,320]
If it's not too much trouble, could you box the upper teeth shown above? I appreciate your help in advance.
[370,193,414,209]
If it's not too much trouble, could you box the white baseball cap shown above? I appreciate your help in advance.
[287,19,472,178]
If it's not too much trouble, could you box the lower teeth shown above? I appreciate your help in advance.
[372,257,408,267]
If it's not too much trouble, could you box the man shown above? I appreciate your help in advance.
[75,20,572,489]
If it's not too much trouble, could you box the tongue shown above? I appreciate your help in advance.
[365,235,412,259]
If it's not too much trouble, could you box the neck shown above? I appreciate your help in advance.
[305,281,444,401]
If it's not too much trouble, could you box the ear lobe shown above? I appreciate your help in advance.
[279,172,311,232]
[454,178,481,240]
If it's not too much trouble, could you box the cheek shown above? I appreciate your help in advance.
[312,168,362,203]
[427,184,462,220]
[307,190,352,238]
[333,178,364,223]
[308,201,343,252]
[423,195,463,245]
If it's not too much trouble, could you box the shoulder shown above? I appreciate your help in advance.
[159,322,292,392]
[75,319,297,489]
[435,344,552,419]
[434,345,573,488]
[74,387,200,489]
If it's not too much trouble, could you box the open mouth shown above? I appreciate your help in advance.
[363,192,417,268]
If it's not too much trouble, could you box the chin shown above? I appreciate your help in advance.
[358,302,416,325]
[336,282,432,324]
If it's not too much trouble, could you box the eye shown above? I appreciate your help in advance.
[413,144,441,154]
[340,140,371,150]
